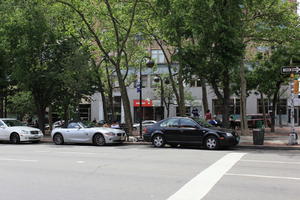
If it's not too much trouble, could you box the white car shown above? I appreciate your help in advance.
[0,118,43,144]
[51,121,126,146]
[133,120,157,130]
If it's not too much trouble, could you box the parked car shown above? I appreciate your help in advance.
[51,121,126,146]
[234,114,271,128]
[0,118,43,144]
[133,120,157,131]
[143,117,239,150]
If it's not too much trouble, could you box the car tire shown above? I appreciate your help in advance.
[204,135,219,150]
[10,133,20,144]
[93,133,105,146]
[53,133,64,145]
[152,134,165,148]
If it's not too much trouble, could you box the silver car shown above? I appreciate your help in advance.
[51,122,126,146]
[0,118,43,144]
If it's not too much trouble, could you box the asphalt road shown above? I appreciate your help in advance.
[0,143,299,200]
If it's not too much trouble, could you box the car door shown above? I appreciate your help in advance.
[159,118,181,143]
[179,118,204,144]
[65,122,87,142]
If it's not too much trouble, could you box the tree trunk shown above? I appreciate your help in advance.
[200,78,209,115]
[270,81,281,132]
[106,66,115,122]
[240,61,248,135]
[36,105,46,134]
[222,70,231,128]
[115,66,133,135]
[178,65,185,116]
[63,104,69,126]
[0,88,3,118]
[260,91,267,128]
[48,104,53,132]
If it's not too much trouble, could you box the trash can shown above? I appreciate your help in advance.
[253,128,264,145]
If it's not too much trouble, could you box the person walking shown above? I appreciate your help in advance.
[205,110,212,121]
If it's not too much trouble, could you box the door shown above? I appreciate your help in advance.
[65,122,87,143]
[159,118,181,142]
[179,118,204,144]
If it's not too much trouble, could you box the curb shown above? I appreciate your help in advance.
[40,137,300,150]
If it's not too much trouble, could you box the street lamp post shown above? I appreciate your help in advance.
[139,57,154,139]
[154,75,170,119]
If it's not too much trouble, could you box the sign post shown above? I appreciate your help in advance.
[281,66,299,145]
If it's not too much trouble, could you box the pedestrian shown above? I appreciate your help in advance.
[205,110,212,121]
[192,108,199,118]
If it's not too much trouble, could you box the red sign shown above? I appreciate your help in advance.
[133,99,153,107]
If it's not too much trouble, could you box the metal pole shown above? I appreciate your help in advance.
[289,73,298,145]
[139,62,143,139]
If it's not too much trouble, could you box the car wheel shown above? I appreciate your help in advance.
[53,133,64,145]
[10,133,20,144]
[93,133,105,146]
[205,135,219,150]
[152,134,165,148]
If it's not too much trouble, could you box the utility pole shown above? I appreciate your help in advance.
[281,66,299,145]
[288,73,298,145]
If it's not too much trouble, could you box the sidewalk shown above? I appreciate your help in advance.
[42,126,300,149]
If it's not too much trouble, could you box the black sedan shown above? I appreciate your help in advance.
[143,117,239,150]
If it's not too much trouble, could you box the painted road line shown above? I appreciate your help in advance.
[167,153,246,200]
[226,173,300,181]
[0,158,38,162]
[241,159,300,165]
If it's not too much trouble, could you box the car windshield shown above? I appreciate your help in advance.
[3,120,25,127]
[78,122,88,128]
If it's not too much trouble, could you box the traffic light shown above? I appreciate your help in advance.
[294,80,299,94]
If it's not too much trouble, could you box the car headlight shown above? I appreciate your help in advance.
[225,132,233,137]
[21,130,30,134]
[105,132,115,136]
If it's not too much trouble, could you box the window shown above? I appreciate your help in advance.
[0,121,4,126]
[212,99,240,115]
[151,49,165,63]
[257,99,287,115]
[180,119,197,127]
[160,118,179,127]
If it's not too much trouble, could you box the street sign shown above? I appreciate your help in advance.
[281,66,300,74]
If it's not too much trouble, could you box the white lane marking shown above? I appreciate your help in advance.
[226,173,300,181]
[241,159,300,165]
[0,158,38,162]
[76,161,85,164]
[167,153,246,200]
